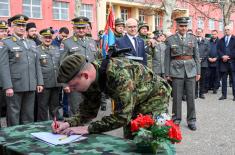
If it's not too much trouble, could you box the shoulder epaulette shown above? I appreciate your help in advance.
[2,36,11,40]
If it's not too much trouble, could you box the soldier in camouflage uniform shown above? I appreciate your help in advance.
[138,22,149,42]
[138,22,152,69]
[52,54,171,138]
[0,20,8,127]
[165,17,200,131]
[36,28,61,121]
[0,14,44,126]
[114,18,125,38]
[60,16,98,116]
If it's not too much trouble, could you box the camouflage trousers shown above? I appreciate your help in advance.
[124,78,172,139]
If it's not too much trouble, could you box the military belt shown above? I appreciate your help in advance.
[173,56,192,60]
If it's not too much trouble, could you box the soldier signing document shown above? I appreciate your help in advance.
[51,54,171,139]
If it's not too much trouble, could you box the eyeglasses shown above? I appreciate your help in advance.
[127,26,137,29]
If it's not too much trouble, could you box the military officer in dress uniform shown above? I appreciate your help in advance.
[37,28,61,121]
[165,16,200,131]
[0,14,44,126]
[0,20,8,127]
[60,16,98,116]
[114,18,125,38]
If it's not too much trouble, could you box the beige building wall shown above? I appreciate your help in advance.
[96,0,187,32]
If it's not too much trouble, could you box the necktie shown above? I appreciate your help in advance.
[225,36,229,47]
[133,37,139,56]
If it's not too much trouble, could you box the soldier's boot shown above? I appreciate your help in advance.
[100,92,107,111]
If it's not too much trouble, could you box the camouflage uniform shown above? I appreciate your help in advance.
[65,57,171,138]
[138,22,152,69]
[114,18,125,39]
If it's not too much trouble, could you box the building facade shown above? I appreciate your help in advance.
[0,0,234,39]
[97,0,235,37]
[0,0,98,37]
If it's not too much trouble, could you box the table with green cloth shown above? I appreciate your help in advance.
[0,121,175,155]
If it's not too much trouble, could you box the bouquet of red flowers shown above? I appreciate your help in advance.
[131,113,182,153]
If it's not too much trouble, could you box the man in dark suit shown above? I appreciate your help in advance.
[115,18,147,66]
[217,25,235,101]
[208,30,220,94]
[195,28,210,99]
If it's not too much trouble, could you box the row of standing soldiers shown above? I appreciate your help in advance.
[0,14,99,126]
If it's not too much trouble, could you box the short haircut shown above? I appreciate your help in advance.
[196,28,203,32]
[59,27,69,34]
[211,30,218,33]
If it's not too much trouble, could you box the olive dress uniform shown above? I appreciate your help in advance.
[165,17,200,129]
[60,16,98,116]
[0,15,44,126]
[0,20,8,127]
[37,29,62,121]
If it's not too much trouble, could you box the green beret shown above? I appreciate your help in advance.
[57,54,87,83]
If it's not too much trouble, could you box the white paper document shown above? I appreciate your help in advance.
[31,132,87,145]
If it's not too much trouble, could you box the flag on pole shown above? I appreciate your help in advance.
[101,5,115,58]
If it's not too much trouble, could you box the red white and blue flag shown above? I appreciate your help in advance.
[101,5,115,58]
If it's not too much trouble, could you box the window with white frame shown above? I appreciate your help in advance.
[0,0,10,17]
[230,20,234,29]
[139,9,145,22]
[80,4,93,22]
[53,1,69,20]
[121,8,128,22]
[23,0,42,18]
[197,17,204,29]
[155,14,161,28]
[188,16,193,29]
[219,20,223,31]
[209,19,215,30]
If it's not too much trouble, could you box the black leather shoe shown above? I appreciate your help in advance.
[199,94,205,99]
[233,97,235,101]
[188,124,197,131]
[213,89,217,94]
[219,96,227,100]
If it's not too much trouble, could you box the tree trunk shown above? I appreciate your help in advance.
[75,0,82,17]
[162,0,176,33]
[222,0,234,26]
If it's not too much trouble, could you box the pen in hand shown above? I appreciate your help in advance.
[53,116,59,130]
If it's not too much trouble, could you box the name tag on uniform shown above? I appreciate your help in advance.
[125,56,144,61]
[71,47,78,50]
[13,47,20,50]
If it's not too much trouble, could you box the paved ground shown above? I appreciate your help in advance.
[1,87,235,155]
[97,87,235,155]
